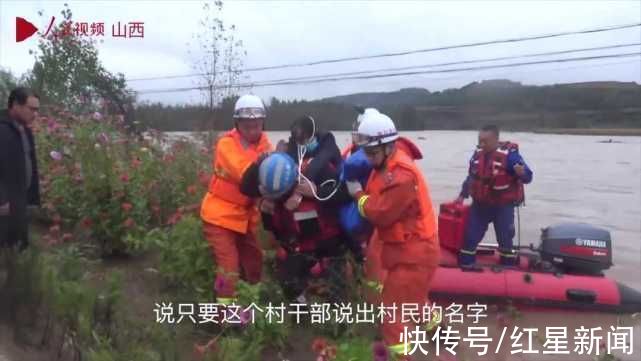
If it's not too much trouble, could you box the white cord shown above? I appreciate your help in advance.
[295,115,340,202]
[300,173,339,201]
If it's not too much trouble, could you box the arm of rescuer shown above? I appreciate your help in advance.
[507,149,533,184]
[458,151,475,200]
[350,168,419,228]
[239,156,283,248]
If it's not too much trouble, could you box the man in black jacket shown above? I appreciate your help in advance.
[0,87,41,251]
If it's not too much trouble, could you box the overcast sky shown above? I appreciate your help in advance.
[1,0,640,105]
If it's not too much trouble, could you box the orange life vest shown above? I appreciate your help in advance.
[200,129,272,234]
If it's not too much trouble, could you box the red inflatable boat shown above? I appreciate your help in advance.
[430,202,641,313]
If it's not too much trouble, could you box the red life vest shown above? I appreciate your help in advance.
[269,156,342,252]
[469,142,524,206]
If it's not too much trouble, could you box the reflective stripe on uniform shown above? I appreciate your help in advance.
[357,195,369,218]
[459,249,476,255]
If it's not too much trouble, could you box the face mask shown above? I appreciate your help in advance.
[303,137,319,153]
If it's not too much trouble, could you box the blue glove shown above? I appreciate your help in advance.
[341,148,372,185]
[339,201,371,237]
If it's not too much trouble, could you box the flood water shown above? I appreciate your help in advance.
[260,131,641,288]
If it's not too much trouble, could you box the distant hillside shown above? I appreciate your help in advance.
[322,80,641,111]
[321,87,431,107]
[135,79,641,131]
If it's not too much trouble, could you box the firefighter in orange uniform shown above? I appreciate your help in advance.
[200,94,272,305]
[341,109,425,304]
[345,109,439,359]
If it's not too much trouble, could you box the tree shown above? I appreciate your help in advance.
[25,4,134,116]
[189,1,247,111]
[0,68,18,107]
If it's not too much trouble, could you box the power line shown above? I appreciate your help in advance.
[248,52,641,87]
[133,52,641,94]
[126,22,641,82]
[243,43,641,85]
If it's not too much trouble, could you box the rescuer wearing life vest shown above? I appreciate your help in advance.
[455,124,533,267]
[200,94,272,305]
[344,109,439,358]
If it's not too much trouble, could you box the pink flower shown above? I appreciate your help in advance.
[166,210,183,225]
[123,218,135,228]
[121,203,133,212]
[310,262,323,277]
[198,171,210,187]
[50,150,63,161]
[163,154,175,163]
[92,111,103,121]
[120,173,130,183]
[214,276,226,294]
[372,341,388,361]
[49,225,60,235]
[81,217,93,229]
[47,119,61,133]
[131,158,142,169]
[97,132,109,144]
[312,338,328,354]
[239,309,251,325]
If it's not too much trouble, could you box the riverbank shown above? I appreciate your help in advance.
[533,128,641,136]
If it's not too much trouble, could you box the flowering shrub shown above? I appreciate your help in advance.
[34,109,210,255]
[29,108,388,361]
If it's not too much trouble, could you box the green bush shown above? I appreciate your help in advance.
[148,215,215,301]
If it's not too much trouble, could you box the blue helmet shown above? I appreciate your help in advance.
[259,152,298,199]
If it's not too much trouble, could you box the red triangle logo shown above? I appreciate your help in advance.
[16,17,38,42]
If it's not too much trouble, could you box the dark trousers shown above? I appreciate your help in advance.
[458,202,517,266]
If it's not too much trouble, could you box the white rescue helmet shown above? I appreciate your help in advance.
[233,94,266,119]
[354,108,399,148]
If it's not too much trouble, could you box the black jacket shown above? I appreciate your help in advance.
[285,131,342,185]
[240,131,351,206]
[239,132,362,261]
[0,109,40,248]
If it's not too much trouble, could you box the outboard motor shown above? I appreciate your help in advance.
[540,223,613,275]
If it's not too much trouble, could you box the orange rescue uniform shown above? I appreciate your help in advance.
[342,138,424,304]
[355,147,439,356]
[201,128,272,304]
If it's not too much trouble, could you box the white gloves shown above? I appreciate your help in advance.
[345,180,363,197]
